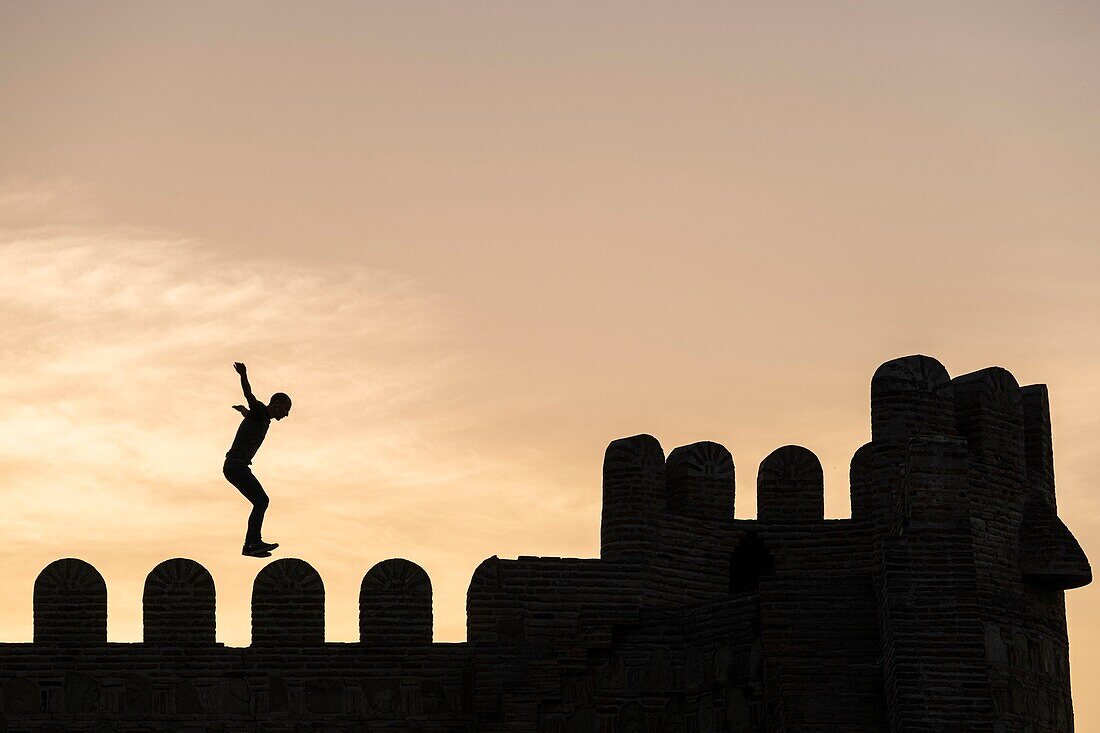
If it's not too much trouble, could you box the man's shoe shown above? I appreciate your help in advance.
[243,539,277,556]
[243,541,279,555]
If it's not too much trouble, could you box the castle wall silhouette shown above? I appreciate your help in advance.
[0,355,1091,731]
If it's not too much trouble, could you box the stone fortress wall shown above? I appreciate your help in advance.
[0,355,1091,732]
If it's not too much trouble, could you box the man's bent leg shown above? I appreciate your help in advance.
[245,484,270,545]
[224,462,270,545]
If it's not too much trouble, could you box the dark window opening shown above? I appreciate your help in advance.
[730,532,774,594]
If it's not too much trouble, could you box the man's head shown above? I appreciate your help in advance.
[269,393,292,420]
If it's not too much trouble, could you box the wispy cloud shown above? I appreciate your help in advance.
[0,178,98,224]
[0,231,460,515]
[0,181,569,644]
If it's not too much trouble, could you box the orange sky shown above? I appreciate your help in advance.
[1,0,1098,725]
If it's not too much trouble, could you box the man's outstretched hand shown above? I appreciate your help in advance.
[232,404,249,415]
[234,362,259,406]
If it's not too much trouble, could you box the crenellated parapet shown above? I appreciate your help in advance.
[592,354,1088,587]
[4,556,461,726]
[0,354,1090,732]
[22,555,437,650]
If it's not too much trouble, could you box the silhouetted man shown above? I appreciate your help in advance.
[224,362,292,558]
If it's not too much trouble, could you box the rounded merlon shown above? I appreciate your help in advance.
[360,558,433,644]
[870,354,955,443]
[142,558,216,646]
[756,445,824,521]
[601,434,666,560]
[849,442,875,521]
[251,558,325,646]
[666,441,735,520]
[33,558,107,645]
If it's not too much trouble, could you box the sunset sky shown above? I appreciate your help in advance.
[2,0,1099,724]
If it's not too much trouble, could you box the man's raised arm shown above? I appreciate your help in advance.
[234,362,263,409]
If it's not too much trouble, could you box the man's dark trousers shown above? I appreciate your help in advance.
[223,458,269,545]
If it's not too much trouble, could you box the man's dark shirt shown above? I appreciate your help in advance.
[226,402,271,465]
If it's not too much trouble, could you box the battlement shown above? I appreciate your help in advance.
[26,557,434,648]
[601,355,1090,589]
[0,354,1091,731]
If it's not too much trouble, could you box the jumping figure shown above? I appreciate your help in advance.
[224,362,292,557]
